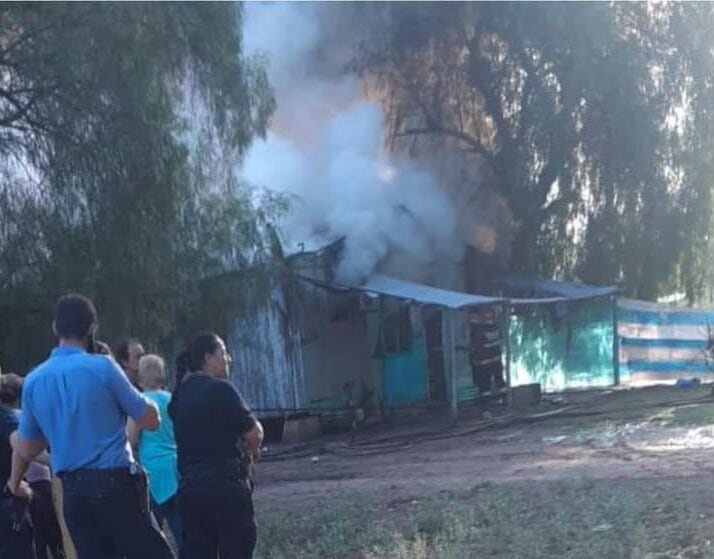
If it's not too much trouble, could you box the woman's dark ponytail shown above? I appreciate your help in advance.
[168,350,191,420]
[168,333,220,420]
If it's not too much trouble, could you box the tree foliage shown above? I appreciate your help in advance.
[358,2,714,301]
[0,3,276,371]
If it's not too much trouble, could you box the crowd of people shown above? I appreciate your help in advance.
[0,294,263,559]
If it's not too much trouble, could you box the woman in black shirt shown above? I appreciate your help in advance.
[169,333,263,559]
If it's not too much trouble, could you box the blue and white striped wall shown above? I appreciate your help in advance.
[618,299,714,383]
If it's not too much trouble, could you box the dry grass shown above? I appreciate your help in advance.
[255,479,710,559]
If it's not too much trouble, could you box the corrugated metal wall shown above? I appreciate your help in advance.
[293,281,381,410]
[508,298,616,391]
[228,285,306,414]
[228,277,382,415]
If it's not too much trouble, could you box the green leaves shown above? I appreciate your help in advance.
[358,3,714,302]
[0,3,276,371]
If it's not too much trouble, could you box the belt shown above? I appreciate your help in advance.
[57,464,150,513]
[58,463,141,483]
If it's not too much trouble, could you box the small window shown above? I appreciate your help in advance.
[383,307,412,354]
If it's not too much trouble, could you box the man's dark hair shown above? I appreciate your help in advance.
[55,294,97,339]
[115,337,141,364]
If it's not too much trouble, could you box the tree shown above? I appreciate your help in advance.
[358,2,714,301]
[0,3,276,372]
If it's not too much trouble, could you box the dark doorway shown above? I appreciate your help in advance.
[424,309,446,402]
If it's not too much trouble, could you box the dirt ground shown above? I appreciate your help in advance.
[254,384,714,512]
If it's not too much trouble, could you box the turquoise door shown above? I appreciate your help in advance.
[381,337,428,405]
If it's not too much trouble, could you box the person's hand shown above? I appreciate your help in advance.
[243,445,261,464]
[5,480,33,501]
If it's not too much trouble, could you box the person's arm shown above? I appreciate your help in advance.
[215,381,263,454]
[7,382,47,497]
[7,431,47,498]
[243,421,264,455]
[134,404,159,431]
[126,418,142,458]
[106,358,160,431]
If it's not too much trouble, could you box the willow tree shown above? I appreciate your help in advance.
[0,3,275,371]
[358,2,714,301]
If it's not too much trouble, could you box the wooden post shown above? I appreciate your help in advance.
[612,294,620,386]
[443,309,458,421]
[421,307,431,402]
[501,301,512,406]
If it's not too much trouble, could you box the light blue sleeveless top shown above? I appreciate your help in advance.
[139,390,179,504]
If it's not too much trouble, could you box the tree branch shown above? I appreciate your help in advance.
[0,93,39,127]
[396,126,491,159]
[0,22,56,61]
[398,78,493,159]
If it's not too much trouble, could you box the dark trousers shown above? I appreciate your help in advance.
[0,490,34,559]
[472,363,507,395]
[29,480,65,559]
[152,495,182,551]
[178,476,255,559]
[60,468,174,559]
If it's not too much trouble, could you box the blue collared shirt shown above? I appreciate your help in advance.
[18,346,150,474]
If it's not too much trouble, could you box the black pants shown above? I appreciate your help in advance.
[472,363,507,395]
[178,476,256,559]
[0,490,34,559]
[60,467,174,559]
[29,480,65,559]
[152,494,183,551]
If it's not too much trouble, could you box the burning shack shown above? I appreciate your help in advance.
[227,238,618,435]
[227,239,503,426]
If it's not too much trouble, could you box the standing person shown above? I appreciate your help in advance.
[0,373,62,559]
[169,333,263,559]
[0,373,34,559]
[0,373,69,559]
[5,294,175,559]
[127,354,182,550]
[10,376,66,559]
[115,338,145,391]
[469,309,507,399]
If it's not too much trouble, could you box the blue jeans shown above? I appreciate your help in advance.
[152,494,182,550]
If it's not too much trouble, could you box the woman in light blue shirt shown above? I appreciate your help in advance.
[128,354,182,550]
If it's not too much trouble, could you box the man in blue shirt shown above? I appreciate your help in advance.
[5,294,174,559]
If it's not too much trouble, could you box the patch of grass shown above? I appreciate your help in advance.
[669,404,714,427]
[255,480,707,559]
[648,403,714,428]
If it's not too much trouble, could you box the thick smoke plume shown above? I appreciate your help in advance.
[241,3,463,286]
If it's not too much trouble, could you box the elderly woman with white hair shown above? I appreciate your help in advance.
[127,354,182,551]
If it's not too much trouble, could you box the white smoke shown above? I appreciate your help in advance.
[240,3,463,286]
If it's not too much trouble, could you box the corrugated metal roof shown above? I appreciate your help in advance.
[352,274,503,309]
[502,277,617,303]
[296,273,616,309]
